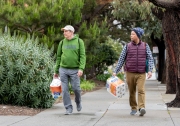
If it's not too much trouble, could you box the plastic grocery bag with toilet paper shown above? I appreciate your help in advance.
[50,78,62,99]
[106,76,126,98]
[50,78,61,87]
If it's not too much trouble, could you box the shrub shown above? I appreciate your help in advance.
[0,33,54,108]
[96,74,111,81]
[80,80,95,91]
[96,73,124,81]
[116,73,124,81]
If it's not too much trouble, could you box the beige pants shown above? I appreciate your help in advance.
[126,72,146,110]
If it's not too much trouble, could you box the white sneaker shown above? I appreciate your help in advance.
[130,110,137,115]
[64,109,73,115]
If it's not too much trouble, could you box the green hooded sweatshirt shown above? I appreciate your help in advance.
[54,35,86,74]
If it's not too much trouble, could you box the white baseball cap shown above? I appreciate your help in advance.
[61,25,75,33]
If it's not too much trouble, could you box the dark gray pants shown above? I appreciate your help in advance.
[59,67,81,110]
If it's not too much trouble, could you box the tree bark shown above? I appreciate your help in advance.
[162,10,179,94]
[163,10,180,106]
[148,0,180,10]
[148,0,180,107]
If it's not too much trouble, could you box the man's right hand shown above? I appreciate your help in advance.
[53,73,59,78]
[112,73,116,76]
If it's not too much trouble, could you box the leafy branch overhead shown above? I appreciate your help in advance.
[0,0,84,47]
[110,0,162,45]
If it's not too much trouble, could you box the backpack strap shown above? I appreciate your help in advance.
[78,38,80,62]
[144,42,149,72]
[61,40,63,54]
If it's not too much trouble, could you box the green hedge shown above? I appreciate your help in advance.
[80,80,95,91]
[0,33,54,108]
[96,73,124,81]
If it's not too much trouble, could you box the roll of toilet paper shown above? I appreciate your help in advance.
[106,76,126,98]
[116,94,122,98]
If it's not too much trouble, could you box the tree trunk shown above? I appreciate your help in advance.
[148,0,180,107]
[165,44,176,94]
[150,34,165,82]
[162,10,180,107]
[161,61,166,84]
[162,10,179,94]
[158,41,165,82]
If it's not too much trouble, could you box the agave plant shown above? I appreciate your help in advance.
[0,33,54,108]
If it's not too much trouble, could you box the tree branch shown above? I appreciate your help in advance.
[1,16,30,32]
[81,4,109,22]
[151,7,164,20]
[148,0,180,10]
[109,19,144,28]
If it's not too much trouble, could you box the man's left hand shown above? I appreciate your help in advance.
[77,70,83,77]
[147,72,152,79]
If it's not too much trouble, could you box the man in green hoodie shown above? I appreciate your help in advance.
[54,25,86,115]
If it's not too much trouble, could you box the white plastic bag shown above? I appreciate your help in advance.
[50,78,62,99]
[50,78,61,87]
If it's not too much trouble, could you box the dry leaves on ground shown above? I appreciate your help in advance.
[0,105,45,116]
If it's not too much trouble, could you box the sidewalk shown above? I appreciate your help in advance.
[0,73,180,126]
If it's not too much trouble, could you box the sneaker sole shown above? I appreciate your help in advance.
[130,111,137,115]
[77,107,82,112]
[139,109,146,116]
[77,104,82,112]
[64,110,73,115]
[64,112,72,115]
[130,113,137,115]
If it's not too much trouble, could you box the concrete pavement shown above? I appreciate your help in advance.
[0,73,180,126]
